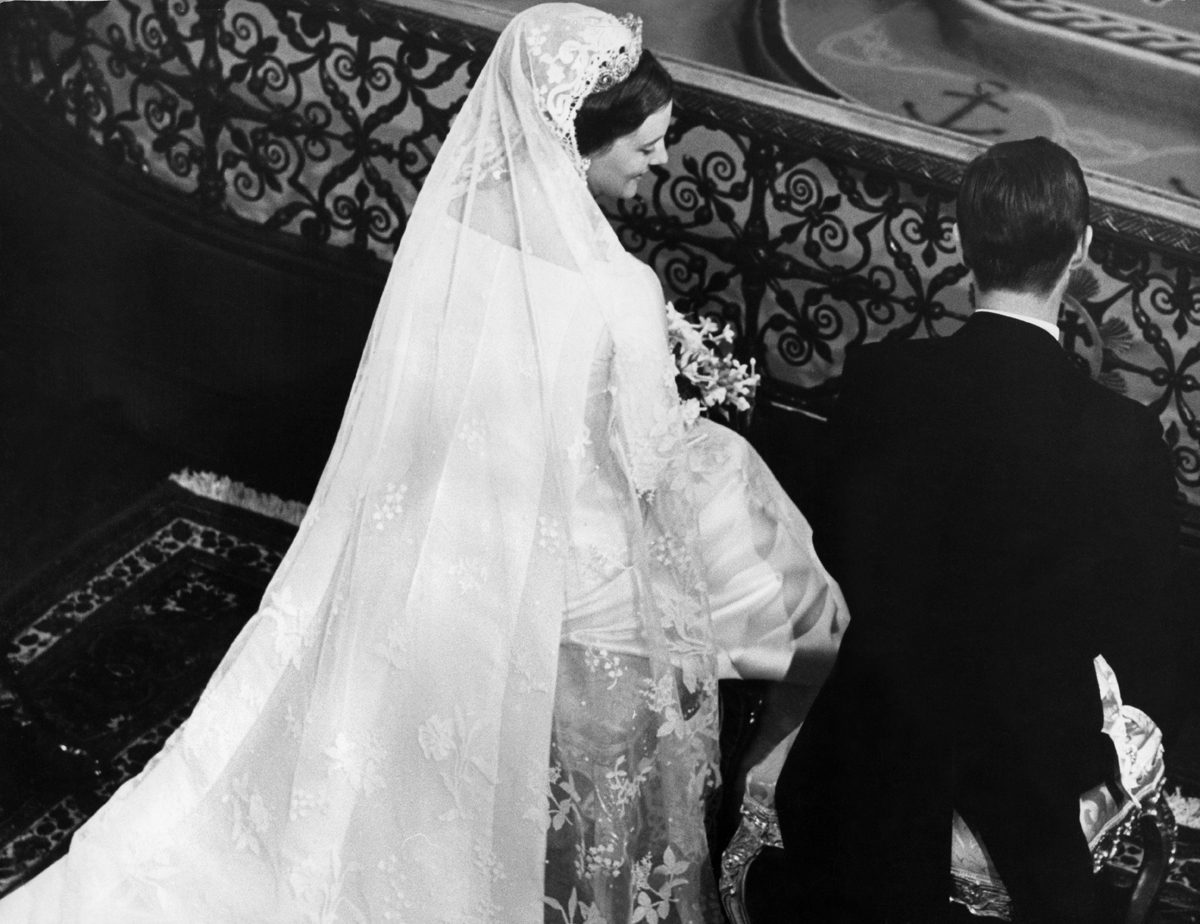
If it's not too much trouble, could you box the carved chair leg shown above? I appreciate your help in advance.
[719,797,779,924]
[1123,790,1177,924]
[719,845,757,924]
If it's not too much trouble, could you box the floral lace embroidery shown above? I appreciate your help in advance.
[223,774,270,855]
[624,394,694,500]
[417,708,494,821]
[418,714,456,761]
[286,849,370,924]
[604,755,654,812]
[641,675,689,740]
[511,649,552,696]
[544,889,609,924]
[649,534,696,575]
[447,556,488,596]
[580,538,629,582]
[539,516,566,555]
[546,761,586,833]
[373,637,407,672]
[631,848,691,924]
[654,586,703,639]
[378,590,412,667]
[377,853,413,922]
[285,703,305,741]
[237,674,269,716]
[583,646,626,690]
[457,417,487,455]
[447,123,511,194]
[544,747,704,924]
[372,482,407,530]
[325,732,387,796]
[289,786,328,822]
[524,766,556,832]
[474,841,508,884]
[265,587,312,669]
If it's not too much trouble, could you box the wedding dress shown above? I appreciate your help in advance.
[0,6,846,923]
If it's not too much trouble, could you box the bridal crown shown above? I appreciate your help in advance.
[592,14,643,93]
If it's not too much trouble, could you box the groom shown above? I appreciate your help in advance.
[766,138,1182,923]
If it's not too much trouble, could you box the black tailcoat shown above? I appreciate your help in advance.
[771,312,1182,924]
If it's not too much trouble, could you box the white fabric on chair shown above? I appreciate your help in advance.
[951,655,1166,886]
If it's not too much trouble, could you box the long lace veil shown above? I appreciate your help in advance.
[3,5,722,924]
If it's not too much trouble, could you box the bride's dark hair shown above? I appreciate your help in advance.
[575,50,674,158]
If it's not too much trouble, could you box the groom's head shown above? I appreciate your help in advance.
[956,137,1090,297]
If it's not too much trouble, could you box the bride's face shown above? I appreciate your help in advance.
[585,102,673,200]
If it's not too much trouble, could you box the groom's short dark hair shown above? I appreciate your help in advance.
[957,137,1089,296]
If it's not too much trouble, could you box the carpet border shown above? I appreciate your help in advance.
[0,482,298,641]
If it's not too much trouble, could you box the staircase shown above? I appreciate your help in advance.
[1,0,1197,528]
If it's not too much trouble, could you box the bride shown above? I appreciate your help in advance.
[0,5,845,923]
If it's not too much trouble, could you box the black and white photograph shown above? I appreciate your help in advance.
[0,0,1197,921]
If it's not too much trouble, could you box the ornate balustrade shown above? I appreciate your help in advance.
[1,0,1198,505]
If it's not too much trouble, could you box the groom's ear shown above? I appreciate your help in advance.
[1070,225,1093,269]
[950,222,969,270]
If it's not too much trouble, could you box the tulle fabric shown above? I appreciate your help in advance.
[0,5,846,923]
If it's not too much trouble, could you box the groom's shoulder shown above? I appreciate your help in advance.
[843,334,948,387]
[1074,369,1165,450]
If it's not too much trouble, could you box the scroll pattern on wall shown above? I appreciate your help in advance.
[0,0,1196,502]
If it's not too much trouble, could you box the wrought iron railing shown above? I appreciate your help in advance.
[1,0,1199,504]
[0,0,491,254]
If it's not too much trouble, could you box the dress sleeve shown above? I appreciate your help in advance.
[690,419,848,684]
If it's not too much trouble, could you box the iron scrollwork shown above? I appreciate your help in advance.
[609,103,971,411]
[0,0,494,255]
[1079,240,1200,490]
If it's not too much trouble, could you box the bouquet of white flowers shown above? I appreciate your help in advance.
[665,301,760,427]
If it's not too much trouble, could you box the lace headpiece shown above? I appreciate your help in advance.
[522,6,644,177]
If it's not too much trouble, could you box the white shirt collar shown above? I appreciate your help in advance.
[973,308,1060,342]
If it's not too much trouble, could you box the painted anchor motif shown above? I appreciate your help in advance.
[903,80,1011,136]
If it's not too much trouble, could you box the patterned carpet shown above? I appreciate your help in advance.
[758,0,1200,199]
[0,480,1197,922]
[0,481,297,894]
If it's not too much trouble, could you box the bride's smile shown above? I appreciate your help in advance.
[585,101,672,200]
